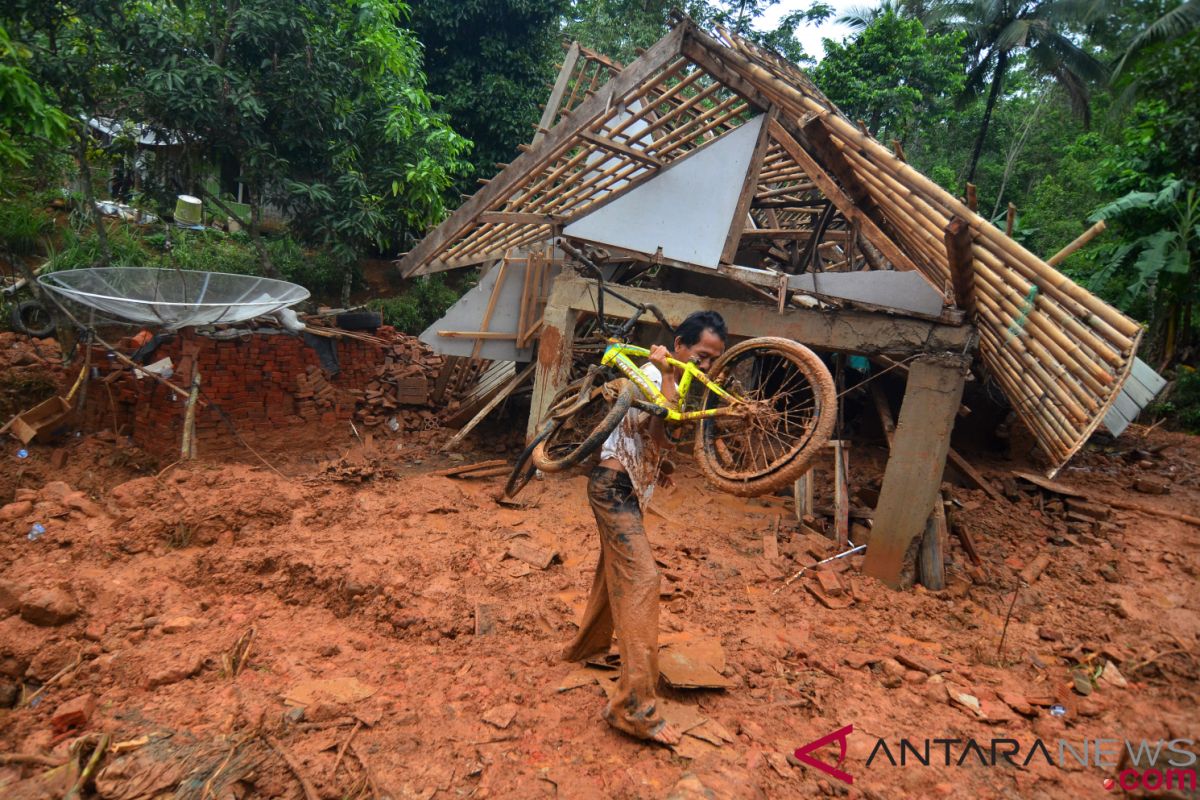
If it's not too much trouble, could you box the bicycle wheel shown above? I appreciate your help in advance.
[504,422,555,498]
[531,378,634,473]
[694,336,835,497]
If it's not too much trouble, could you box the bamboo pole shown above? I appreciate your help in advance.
[1047,220,1106,267]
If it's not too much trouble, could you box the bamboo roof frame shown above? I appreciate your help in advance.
[397,18,1143,474]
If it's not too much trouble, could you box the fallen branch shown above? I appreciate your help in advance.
[65,733,110,800]
[266,736,321,800]
[0,753,66,767]
[330,720,362,781]
[21,650,82,707]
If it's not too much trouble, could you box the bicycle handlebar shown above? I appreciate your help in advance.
[558,238,674,342]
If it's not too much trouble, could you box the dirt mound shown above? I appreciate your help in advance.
[0,427,1196,799]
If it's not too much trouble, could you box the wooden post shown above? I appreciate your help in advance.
[863,355,968,588]
[181,369,201,460]
[527,278,578,441]
[918,494,947,590]
[945,216,976,317]
[870,382,895,448]
[793,469,814,522]
[832,440,849,546]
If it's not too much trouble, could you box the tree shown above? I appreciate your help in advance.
[0,23,69,171]
[936,0,1109,183]
[117,0,470,297]
[1088,179,1197,364]
[411,0,568,184]
[815,10,964,142]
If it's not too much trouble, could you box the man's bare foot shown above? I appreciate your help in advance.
[650,721,682,746]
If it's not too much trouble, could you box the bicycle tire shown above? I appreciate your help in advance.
[531,379,634,473]
[694,337,836,497]
[504,422,555,498]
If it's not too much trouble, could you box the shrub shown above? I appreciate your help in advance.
[0,200,53,256]
[1150,366,1200,434]
[45,226,149,271]
[369,275,462,334]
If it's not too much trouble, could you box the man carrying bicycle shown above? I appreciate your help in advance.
[561,310,727,746]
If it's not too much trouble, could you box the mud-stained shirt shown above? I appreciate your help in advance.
[599,363,666,509]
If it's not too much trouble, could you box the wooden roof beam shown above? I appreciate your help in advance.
[398,24,687,277]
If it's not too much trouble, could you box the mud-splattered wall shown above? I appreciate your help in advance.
[79,330,381,456]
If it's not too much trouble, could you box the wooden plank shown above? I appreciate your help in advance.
[798,117,928,278]
[720,107,776,264]
[863,355,968,588]
[580,129,664,168]
[527,284,579,441]
[766,119,925,280]
[870,382,895,448]
[535,41,581,142]
[478,212,565,225]
[945,216,975,316]
[442,363,537,451]
[793,468,814,522]
[399,25,687,276]
[946,447,1007,504]
[548,273,973,356]
[436,331,519,340]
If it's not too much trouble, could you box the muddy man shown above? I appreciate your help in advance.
[560,310,727,745]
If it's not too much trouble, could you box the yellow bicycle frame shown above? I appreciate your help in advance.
[600,340,743,422]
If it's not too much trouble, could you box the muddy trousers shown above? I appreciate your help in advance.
[561,466,666,740]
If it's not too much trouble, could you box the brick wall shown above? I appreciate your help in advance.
[80,329,385,456]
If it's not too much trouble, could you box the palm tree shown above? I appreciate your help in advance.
[1112,0,1200,80]
[838,0,937,32]
[937,0,1109,183]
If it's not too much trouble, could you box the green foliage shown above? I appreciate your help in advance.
[0,23,70,168]
[815,11,964,142]
[1152,366,1200,433]
[412,0,567,184]
[0,199,53,256]
[369,275,462,334]
[46,226,149,271]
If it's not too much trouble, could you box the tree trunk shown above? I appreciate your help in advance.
[966,51,1007,185]
[248,196,279,278]
[340,261,354,308]
[75,120,111,266]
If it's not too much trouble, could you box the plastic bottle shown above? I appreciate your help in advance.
[27,523,46,541]
[1049,704,1066,717]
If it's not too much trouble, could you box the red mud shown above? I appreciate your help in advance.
[0,401,1198,798]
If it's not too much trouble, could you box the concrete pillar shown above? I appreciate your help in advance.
[526,279,577,441]
[863,354,968,588]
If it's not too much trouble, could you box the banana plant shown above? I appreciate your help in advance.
[1088,178,1198,364]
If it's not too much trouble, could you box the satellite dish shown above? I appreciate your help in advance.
[39,267,310,329]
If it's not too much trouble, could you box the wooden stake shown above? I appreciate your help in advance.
[181,369,201,460]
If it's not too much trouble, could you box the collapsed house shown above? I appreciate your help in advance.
[400,19,1156,588]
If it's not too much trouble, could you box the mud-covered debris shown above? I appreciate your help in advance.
[505,540,558,570]
[51,693,96,734]
[145,654,204,689]
[1133,476,1170,495]
[19,586,80,626]
[482,703,519,729]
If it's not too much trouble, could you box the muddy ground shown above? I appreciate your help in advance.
[1,360,1198,798]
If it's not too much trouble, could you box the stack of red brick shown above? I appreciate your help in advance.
[78,327,398,456]
[355,335,444,434]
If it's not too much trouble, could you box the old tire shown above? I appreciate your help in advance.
[694,336,836,497]
[10,300,55,338]
[336,310,382,331]
[531,379,634,473]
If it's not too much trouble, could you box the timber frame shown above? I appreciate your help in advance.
[399,18,1145,588]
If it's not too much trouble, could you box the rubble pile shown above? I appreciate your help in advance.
[354,333,445,435]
